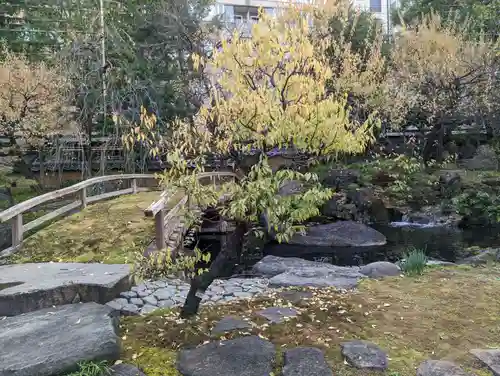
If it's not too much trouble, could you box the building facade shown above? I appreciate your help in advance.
[205,0,398,36]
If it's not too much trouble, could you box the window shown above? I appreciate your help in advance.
[370,0,382,12]
[233,6,260,23]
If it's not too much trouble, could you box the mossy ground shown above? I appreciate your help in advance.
[120,264,500,376]
[7,191,177,264]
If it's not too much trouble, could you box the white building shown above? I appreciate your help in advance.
[205,0,398,36]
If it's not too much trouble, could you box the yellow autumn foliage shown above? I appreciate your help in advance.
[187,4,380,157]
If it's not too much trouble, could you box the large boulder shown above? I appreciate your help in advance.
[0,303,121,376]
[286,221,386,248]
[0,262,131,316]
[177,336,275,376]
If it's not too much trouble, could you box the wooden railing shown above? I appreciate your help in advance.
[0,174,160,257]
[144,171,240,251]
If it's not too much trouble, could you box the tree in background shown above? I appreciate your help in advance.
[45,0,215,175]
[127,3,381,317]
[0,47,71,148]
[392,0,500,39]
[385,15,500,162]
[321,2,389,135]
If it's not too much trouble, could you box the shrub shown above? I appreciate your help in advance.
[453,191,500,226]
[401,247,428,276]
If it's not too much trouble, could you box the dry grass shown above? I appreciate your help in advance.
[8,191,178,265]
[120,264,500,376]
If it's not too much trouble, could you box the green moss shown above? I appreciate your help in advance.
[122,347,179,376]
[7,191,163,265]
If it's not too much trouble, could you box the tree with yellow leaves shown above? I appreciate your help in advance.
[0,47,71,147]
[126,4,381,317]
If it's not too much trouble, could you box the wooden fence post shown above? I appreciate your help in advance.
[80,187,87,209]
[155,209,166,250]
[131,178,138,194]
[11,214,23,247]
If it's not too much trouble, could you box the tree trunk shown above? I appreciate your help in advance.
[180,221,247,318]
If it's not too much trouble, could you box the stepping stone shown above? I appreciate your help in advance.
[417,360,473,376]
[340,340,388,370]
[212,316,252,335]
[257,307,299,323]
[279,290,313,304]
[0,262,131,316]
[360,261,401,278]
[471,348,500,375]
[177,335,275,376]
[0,303,121,376]
[283,347,333,376]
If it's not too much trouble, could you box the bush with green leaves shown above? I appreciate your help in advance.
[400,247,428,276]
[453,191,500,226]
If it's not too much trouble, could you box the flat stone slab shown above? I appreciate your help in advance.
[253,256,364,289]
[257,307,299,323]
[283,347,333,376]
[417,360,473,376]
[212,316,252,335]
[0,302,121,376]
[470,348,500,375]
[177,335,275,376]
[340,340,388,370]
[0,262,131,316]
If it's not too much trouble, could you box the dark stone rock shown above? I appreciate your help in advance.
[283,347,333,376]
[0,262,131,316]
[278,290,313,304]
[256,307,298,323]
[321,168,360,190]
[212,316,252,335]
[458,249,500,265]
[253,256,364,289]
[0,303,121,376]
[286,221,386,247]
[320,193,357,221]
[347,187,390,224]
[176,336,275,376]
[340,340,388,370]
[105,364,147,376]
[439,171,462,197]
[470,348,500,375]
[416,360,473,376]
[360,261,401,278]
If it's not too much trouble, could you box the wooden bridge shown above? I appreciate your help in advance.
[0,172,239,258]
